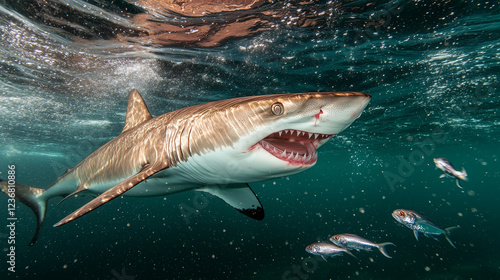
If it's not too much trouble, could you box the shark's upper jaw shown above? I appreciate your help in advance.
[252,129,335,166]
[243,92,371,168]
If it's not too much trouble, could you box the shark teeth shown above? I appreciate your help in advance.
[305,154,312,161]
[257,140,319,166]
[254,129,336,166]
[294,153,300,160]
[275,129,334,140]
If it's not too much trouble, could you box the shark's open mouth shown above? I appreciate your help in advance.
[256,129,335,165]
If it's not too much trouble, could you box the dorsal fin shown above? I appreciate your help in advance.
[121,89,152,133]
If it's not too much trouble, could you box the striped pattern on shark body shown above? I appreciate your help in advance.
[0,89,370,245]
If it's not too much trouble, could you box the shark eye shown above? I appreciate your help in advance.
[399,211,405,217]
[271,102,284,115]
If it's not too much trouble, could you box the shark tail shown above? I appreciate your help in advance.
[0,179,48,246]
[376,242,396,258]
[444,226,460,249]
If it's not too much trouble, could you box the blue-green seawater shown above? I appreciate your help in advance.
[0,0,499,279]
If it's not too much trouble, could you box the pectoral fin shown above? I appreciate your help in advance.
[198,183,264,220]
[53,162,168,227]
[413,230,419,241]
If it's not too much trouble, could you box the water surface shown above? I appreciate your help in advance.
[0,0,499,279]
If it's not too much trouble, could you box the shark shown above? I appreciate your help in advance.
[0,89,370,246]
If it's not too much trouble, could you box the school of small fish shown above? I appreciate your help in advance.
[305,158,466,261]
[305,234,395,261]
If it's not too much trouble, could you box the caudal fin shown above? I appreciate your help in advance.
[444,226,460,249]
[462,167,468,180]
[376,242,396,258]
[0,180,48,246]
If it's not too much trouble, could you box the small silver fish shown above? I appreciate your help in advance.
[305,242,356,261]
[329,233,395,258]
[433,157,468,189]
[392,209,459,248]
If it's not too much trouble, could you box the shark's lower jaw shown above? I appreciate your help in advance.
[255,129,335,166]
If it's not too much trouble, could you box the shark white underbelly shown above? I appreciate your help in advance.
[122,144,315,197]
[0,89,371,245]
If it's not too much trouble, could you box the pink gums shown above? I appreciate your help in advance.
[249,129,335,166]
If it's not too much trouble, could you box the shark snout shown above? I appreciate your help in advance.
[317,93,371,133]
[352,95,371,119]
